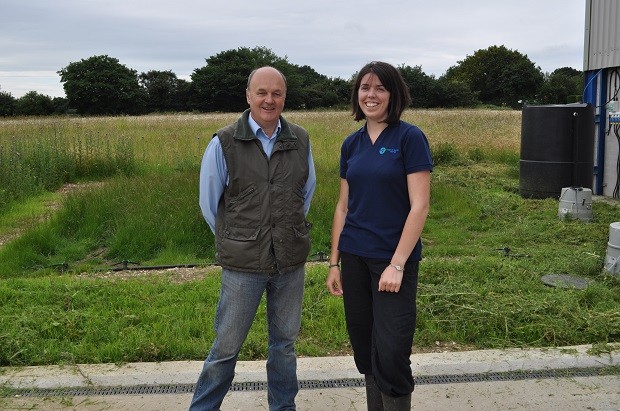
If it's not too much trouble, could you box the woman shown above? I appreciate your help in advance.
[326,61,433,410]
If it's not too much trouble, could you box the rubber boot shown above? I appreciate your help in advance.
[381,392,411,411]
[364,374,384,411]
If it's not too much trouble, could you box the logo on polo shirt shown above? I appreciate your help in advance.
[379,147,399,155]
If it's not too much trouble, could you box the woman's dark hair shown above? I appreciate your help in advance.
[351,61,411,124]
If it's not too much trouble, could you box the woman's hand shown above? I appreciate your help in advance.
[378,265,403,293]
[326,266,343,296]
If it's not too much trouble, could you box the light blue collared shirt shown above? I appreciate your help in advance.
[199,114,316,233]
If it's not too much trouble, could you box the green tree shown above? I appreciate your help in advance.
[174,79,193,112]
[397,65,478,108]
[58,55,146,115]
[399,65,436,107]
[539,67,583,104]
[292,65,328,109]
[328,77,353,107]
[191,47,354,112]
[291,65,349,109]
[52,97,69,114]
[139,70,180,112]
[0,89,16,116]
[191,46,291,112]
[444,45,544,108]
[434,77,479,108]
[15,91,55,116]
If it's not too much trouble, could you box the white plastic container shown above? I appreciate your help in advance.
[604,222,620,275]
[557,187,593,222]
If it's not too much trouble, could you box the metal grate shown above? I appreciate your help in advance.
[3,366,618,398]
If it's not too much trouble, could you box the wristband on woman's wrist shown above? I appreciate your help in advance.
[329,263,340,268]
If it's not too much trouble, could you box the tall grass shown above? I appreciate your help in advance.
[0,121,137,211]
[0,110,618,366]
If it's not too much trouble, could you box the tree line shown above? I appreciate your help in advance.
[0,45,584,116]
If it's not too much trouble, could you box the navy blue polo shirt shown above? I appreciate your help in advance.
[338,120,433,262]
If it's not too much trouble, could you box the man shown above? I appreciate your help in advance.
[190,66,316,411]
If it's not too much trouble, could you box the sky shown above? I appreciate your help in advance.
[0,0,587,99]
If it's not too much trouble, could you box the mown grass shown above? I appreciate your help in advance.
[0,110,618,366]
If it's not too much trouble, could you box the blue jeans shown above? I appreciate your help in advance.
[189,266,305,411]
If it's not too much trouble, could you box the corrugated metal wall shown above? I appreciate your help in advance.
[584,0,620,70]
[583,0,620,197]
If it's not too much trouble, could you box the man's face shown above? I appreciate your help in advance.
[246,67,286,132]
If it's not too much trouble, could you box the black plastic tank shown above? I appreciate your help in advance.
[519,103,595,199]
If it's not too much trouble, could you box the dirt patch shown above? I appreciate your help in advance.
[0,224,34,249]
[74,262,331,284]
[413,341,478,354]
[0,182,104,251]
[0,232,17,248]
[75,265,221,283]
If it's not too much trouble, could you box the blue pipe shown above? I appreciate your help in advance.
[583,69,607,194]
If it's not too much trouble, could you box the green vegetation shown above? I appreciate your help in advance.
[0,110,618,367]
[0,120,136,210]
[1,46,584,116]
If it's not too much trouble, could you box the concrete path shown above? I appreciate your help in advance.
[1,344,618,410]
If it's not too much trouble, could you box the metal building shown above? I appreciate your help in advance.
[583,0,620,197]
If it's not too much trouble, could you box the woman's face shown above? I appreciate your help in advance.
[357,73,390,122]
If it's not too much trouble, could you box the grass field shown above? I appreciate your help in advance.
[0,109,618,366]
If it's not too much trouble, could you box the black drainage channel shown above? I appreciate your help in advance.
[3,367,618,398]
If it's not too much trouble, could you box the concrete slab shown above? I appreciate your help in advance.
[1,344,618,410]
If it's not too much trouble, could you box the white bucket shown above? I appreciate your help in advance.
[604,222,620,275]
[557,187,593,222]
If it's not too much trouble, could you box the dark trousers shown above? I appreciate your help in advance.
[340,252,418,397]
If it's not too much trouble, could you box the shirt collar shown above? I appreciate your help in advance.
[248,113,281,139]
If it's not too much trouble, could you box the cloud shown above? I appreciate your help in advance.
[0,0,586,98]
